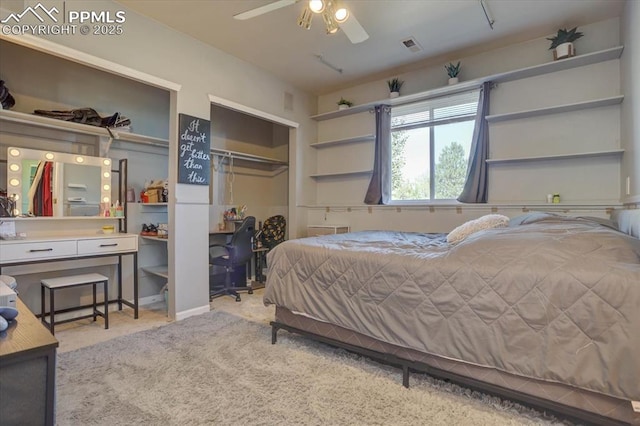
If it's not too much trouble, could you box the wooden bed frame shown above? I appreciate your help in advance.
[270,306,636,426]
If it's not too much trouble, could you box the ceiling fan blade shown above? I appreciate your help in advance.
[339,14,369,44]
[234,0,297,20]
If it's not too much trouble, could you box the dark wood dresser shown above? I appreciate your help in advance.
[0,298,58,426]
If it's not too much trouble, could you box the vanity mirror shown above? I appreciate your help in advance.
[6,147,112,217]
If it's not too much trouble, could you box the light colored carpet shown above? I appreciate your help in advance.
[57,310,561,426]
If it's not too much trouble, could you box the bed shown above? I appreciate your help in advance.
[263,212,640,425]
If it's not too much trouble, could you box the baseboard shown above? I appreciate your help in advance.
[175,304,210,321]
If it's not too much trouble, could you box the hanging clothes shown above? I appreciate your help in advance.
[27,161,54,216]
[41,162,53,216]
[27,161,46,215]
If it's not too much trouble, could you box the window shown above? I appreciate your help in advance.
[390,90,480,201]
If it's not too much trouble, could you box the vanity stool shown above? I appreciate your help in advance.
[40,273,109,335]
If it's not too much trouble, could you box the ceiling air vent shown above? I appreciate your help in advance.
[401,37,422,53]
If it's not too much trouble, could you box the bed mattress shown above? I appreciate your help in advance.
[264,217,640,404]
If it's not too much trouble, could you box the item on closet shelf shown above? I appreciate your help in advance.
[546,194,553,204]
[126,187,136,203]
[552,193,561,204]
[32,108,132,128]
[115,201,124,217]
[157,223,168,239]
[102,225,115,234]
[223,205,247,221]
[0,80,16,110]
[140,223,158,236]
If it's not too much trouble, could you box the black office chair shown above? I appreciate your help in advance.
[209,216,256,302]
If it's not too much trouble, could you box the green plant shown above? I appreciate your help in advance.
[337,97,353,107]
[387,78,404,93]
[445,61,461,78]
[547,27,583,50]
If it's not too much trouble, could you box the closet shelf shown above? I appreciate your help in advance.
[142,265,168,279]
[486,149,624,164]
[140,236,169,242]
[0,109,169,147]
[310,170,373,179]
[311,134,375,148]
[311,45,623,121]
[485,95,624,123]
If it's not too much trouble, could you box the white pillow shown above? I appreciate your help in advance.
[447,214,510,244]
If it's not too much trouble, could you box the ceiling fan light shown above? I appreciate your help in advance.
[334,7,349,23]
[297,6,313,29]
[309,0,325,14]
[322,10,339,34]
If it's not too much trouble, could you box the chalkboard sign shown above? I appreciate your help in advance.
[178,113,211,185]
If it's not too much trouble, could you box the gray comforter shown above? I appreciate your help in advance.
[264,216,640,401]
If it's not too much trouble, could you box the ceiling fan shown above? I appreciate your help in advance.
[234,0,369,44]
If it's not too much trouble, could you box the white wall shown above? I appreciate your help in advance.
[621,0,640,204]
[308,17,624,234]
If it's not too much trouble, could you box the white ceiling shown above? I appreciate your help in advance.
[116,0,624,95]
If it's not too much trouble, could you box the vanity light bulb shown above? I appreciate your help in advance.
[76,156,85,163]
[9,148,20,157]
[103,184,110,191]
[103,196,110,203]
[9,163,20,172]
[103,159,111,166]
[13,194,20,201]
[9,178,20,187]
[103,172,110,178]
[13,209,20,216]
[45,152,55,160]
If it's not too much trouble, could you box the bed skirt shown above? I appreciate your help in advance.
[273,306,638,425]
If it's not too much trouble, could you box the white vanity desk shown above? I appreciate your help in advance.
[0,230,140,319]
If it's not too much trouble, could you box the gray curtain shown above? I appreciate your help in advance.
[364,105,391,204]
[457,81,492,203]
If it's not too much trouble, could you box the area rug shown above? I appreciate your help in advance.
[57,310,562,425]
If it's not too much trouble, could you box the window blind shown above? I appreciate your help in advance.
[391,89,480,129]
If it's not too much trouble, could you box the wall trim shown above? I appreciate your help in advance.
[175,304,210,321]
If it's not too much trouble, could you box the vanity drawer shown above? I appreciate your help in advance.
[0,240,77,263]
[77,236,138,255]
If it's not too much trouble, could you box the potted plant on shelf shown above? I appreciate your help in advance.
[387,78,404,98]
[547,27,583,60]
[445,61,461,85]
[337,97,353,110]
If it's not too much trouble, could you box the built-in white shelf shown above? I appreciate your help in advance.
[486,96,624,123]
[311,134,375,148]
[0,109,169,147]
[142,265,168,279]
[310,170,373,179]
[311,46,624,121]
[486,149,624,165]
[300,202,622,210]
[140,235,168,242]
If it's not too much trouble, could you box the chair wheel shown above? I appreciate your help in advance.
[248,289,253,294]
[235,295,241,302]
